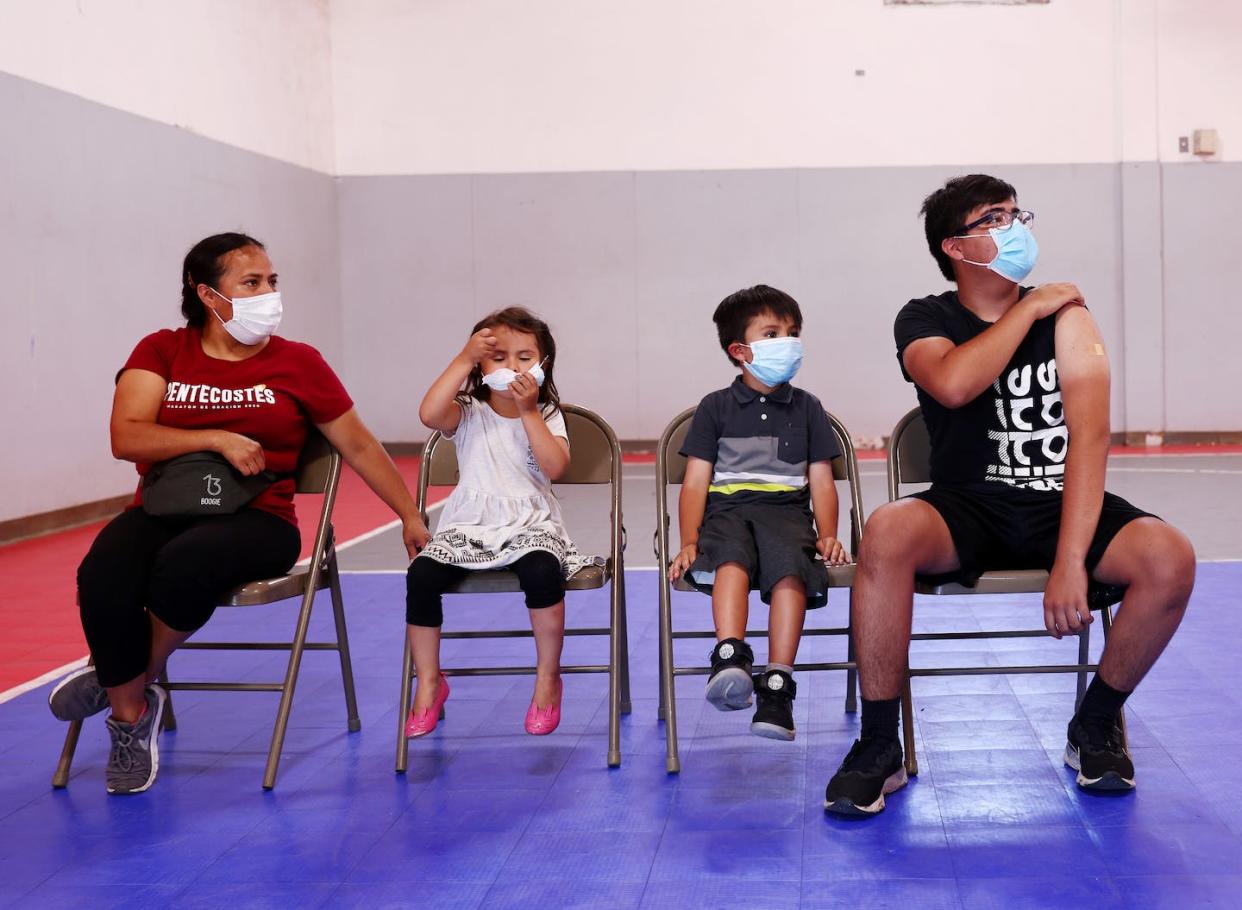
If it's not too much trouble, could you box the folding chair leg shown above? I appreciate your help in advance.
[658,577,680,774]
[395,633,414,774]
[52,719,84,789]
[158,670,177,732]
[262,585,317,790]
[607,575,623,768]
[844,590,859,714]
[616,572,632,716]
[1075,625,1090,711]
[901,676,918,777]
[327,554,362,733]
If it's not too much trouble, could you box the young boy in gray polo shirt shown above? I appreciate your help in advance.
[669,285,850,740]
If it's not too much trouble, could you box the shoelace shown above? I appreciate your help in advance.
[839,737,896,776]
[110,728,137,773]
[1079,719,1124,754]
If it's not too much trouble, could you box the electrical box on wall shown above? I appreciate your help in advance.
[1193,129,1219,156]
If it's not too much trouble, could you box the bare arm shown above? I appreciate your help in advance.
[1041,305,1111,638]
[669,457,712,580]
[317,408,430,558]
[902,283,1084,409]
[509,373,571,480]
[111,368,266,475]
[808,461,848,564]
[418,328,498,435]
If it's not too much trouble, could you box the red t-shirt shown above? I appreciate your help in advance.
[121,327,354,527]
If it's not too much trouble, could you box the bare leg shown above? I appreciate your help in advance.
[711,562,751,641]
[105,676,147,724]
[767,576,807,667]
[529,601,566,707]
[408,624,444,712]
[1090,518,1195,691]
[144,613,191,684]
[853,500,959,700]
[107,613,194,723]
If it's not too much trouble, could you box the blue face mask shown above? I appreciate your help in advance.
[960,219,1039,283]
[741,337,803,387]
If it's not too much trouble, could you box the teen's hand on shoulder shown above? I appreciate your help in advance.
[669,543,698,581]
[1043,560,1093,640]
[402,515,432,560]
[510,372,540,413]
[816,536,850,566]
[1023,283,1084,320]
[460,328,498,365]
[216,432,266,476]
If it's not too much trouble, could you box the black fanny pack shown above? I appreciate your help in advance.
[141,452,284,517]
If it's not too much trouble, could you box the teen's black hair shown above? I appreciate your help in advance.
[712,285,803,366]
[920,174,1017,281]
[456,306,561,418]
[181,233,266,327]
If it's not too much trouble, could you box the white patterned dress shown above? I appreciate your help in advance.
[419,398,589,576]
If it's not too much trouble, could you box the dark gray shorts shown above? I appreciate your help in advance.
[685,502,829,609]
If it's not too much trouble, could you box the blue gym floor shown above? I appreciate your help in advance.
[2,562,1241,909]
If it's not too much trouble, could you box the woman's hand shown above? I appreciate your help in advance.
[215,432,266,476]
[460,328,498,366]
[403,515,432,559]
[510,371,540,413]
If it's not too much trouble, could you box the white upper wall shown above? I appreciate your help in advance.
[331,0,1241,176]
[0,0,335,173]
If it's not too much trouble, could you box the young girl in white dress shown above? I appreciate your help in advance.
[405,307,587,738]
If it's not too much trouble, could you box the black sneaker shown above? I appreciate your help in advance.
[751,669,796,741]
[824,736,908,816]
[1065,713,1135,791]
[705,638,754,711]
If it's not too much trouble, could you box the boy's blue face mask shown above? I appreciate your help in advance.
[957,219,1039,283]
[741,337,803,386]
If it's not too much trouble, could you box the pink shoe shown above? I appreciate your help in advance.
[525,679,563,735]
[405,673,450,738]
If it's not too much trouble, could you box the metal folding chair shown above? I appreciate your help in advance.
[396,404,630,770]
[889,407,1127,775]
[52,429,358,790]
[653,405,869,773]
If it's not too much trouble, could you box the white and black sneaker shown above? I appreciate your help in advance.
[705,638,754,711]
[1065,714,1135,791]
[750,669,796,741]
[824,736,907,816]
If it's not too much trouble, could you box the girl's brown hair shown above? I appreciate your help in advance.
[456,306,561,418]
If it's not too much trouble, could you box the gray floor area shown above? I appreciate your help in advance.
[339,453,1242,572]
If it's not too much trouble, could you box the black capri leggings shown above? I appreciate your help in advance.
[77,508,301,688]
[406,551,565,627]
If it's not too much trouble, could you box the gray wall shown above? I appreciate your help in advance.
[337,164,1132,443]
[0,73,342,523]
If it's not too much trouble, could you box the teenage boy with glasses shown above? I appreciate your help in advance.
[823,174,1196,816]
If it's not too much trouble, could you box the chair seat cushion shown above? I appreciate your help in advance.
[223,568,326,606]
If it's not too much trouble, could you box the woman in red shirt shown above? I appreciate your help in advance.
[48,232,430,795]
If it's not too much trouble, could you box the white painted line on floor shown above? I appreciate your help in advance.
[295,500,447,567]
[0,655,89,705]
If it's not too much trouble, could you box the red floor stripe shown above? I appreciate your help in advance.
[0,457,443,694]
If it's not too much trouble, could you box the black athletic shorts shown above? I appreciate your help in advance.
[908,482,1157,587]
[684,501,830,609]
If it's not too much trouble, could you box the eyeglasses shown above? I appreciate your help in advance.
[955,209,1035,236]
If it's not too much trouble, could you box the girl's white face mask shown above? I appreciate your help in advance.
[210,288,283,345]
[481,358,547,391]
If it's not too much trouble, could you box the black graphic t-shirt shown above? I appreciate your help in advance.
[893,288,1067,493]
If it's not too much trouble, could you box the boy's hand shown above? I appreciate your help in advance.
[460,328,498,365]
[669,543,698,581]
[510,371,540,413]
[816,536,850,565]
[1043,560,1093,640]
[1023,283,1084,320]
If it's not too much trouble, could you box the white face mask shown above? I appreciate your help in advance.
[209,288,283,345]
[481,359,547,392]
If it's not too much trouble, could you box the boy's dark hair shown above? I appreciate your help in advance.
[920,174,1017,281]
[712,285,803,366]
[457,306,561,418]
[181,232,265,327]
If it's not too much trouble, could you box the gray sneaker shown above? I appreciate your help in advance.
[105,685,167,795]
[49,666,110,721]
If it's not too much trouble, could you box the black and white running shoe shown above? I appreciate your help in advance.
[705,638,754,711]
[1065,714,1135,791]
[824,737,907,816]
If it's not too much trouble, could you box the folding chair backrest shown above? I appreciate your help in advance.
[417,403,620,520]
[656,405,865,551]
[295,429,338,494]
[886,407,932,501]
